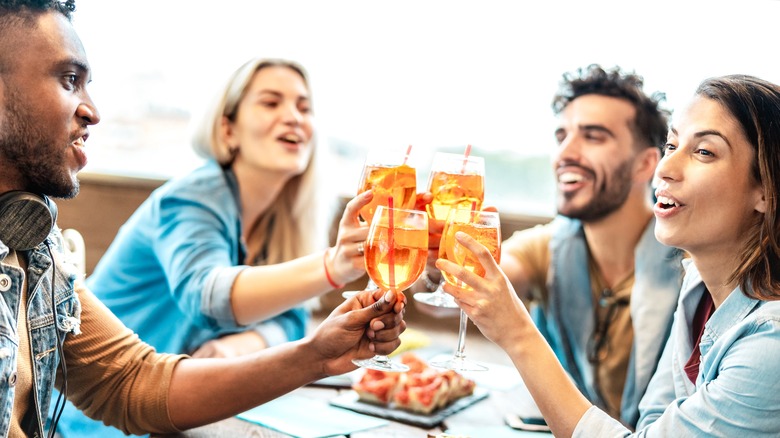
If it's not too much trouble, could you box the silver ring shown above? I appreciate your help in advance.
[357,242,365,256]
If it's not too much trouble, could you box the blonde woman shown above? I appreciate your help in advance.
[58,58,371,436]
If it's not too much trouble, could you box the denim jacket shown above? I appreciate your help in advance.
[574,259,780,437]
[537,216,683,427]
[0,229,81,438]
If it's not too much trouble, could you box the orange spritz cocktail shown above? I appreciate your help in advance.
[438,210,501,288]
[365,222,428,291]
[427,171,484,221]
[358,164,417,222]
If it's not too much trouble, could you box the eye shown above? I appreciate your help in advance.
[695,148,714,157]
[662,143,677,155]
[62,74,78,89]
[260,100,279,108]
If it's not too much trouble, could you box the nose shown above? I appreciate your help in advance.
[654,148,682,183]
[554,133,582,165]
[76,94,101,126]
[281,102,303,126]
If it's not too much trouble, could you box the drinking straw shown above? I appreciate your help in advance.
[402,144,413,166]
[470,200,477,222]
[460,144,472,174]
[387,197,396,291]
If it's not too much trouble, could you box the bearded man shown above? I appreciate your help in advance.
[497,64,684,429]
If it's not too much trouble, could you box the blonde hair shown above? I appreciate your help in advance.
[191,58,318,264]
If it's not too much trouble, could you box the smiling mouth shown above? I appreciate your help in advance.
[656,195,682,209]
[559,172,585,185]
[278,134,303,145]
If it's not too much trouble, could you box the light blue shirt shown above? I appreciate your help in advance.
[56,160,308,437]
[574,259,780,437]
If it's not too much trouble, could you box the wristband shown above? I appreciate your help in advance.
[323,249,344,289]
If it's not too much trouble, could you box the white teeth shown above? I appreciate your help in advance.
[657,195,679,207]
[73,138,84,147]
[559,172,584,183]
[280,134,301,143]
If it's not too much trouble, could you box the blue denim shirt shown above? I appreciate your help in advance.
[57,160,308,437]
[538,216,683,427]
[0,230,81,438]
[574,259,780,437]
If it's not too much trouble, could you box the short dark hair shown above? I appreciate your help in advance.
[697,75,780,300]
[0,0,75,18]
[0,1,76,73]
[552,64,670,152]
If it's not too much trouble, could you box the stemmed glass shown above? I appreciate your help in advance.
[353,205,428,371]
[343,149,418,298]
[430,208,500,372]
[414,152,484,308]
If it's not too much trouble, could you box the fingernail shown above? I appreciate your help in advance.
[367,329,375,338]
[384,291,394,303]
[369,343,375,352]
[373,321,385,331]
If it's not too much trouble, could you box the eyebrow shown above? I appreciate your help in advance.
[256,89,310,101]
[57,58,91,80]
[580,124,615,137]
[670,126,732,148]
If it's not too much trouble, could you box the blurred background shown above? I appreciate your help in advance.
[72,0,780,220]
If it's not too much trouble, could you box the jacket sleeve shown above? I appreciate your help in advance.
[152,192,244,329]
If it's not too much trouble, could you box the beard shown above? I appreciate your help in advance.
[0,88,79,199]
[557,157,634,222]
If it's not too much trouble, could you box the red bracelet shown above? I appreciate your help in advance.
[323,249,344,289]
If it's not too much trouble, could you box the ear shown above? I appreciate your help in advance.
[633,147,660,183]
[219,115,237,150]
[753,186,767,214]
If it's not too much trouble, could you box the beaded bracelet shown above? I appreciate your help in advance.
[323,249,344,289]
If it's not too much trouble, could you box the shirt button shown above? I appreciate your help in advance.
[8,372,17,387]
[0,274,10,292]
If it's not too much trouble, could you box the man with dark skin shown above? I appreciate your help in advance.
[0,1,405,436]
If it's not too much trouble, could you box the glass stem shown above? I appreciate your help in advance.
[455,309,468,359]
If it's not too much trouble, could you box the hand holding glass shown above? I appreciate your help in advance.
[353,205,428,371]
[430,208,500,372]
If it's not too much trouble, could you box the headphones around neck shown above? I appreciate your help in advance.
[0,191,58,251]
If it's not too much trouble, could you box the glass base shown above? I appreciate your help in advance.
[429,355,488,372]
[413,292,459,308]
[352,356,410,372]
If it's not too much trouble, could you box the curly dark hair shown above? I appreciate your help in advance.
[552,64,670,152]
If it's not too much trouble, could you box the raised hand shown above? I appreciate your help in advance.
[436,231,530,351]
[328,190,374,286]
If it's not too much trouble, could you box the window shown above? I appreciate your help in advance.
[73,0,780,217]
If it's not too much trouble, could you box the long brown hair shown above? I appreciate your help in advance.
[696,75,780,299]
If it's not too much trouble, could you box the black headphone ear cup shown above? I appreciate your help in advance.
[0,192,56,251]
